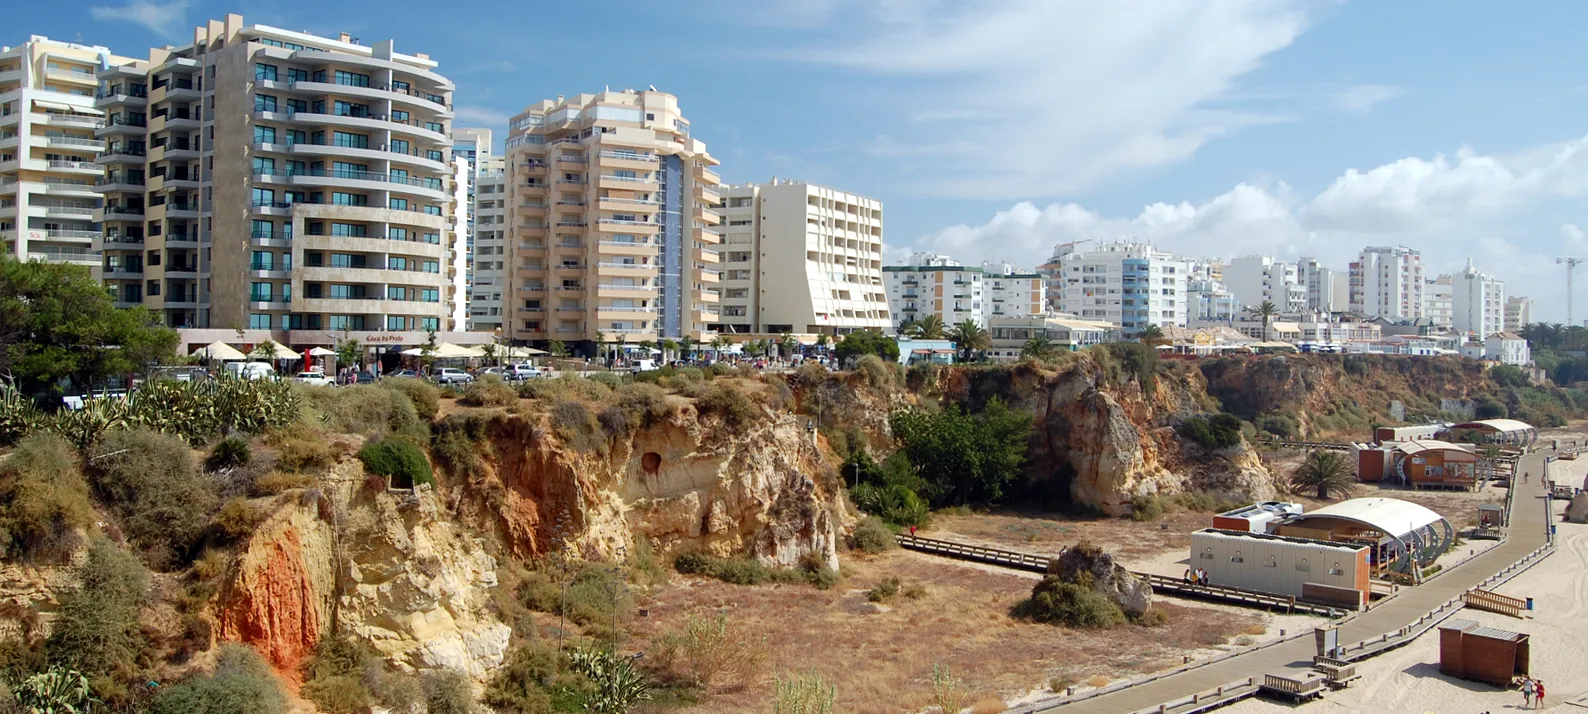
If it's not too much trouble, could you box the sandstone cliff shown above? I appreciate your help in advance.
[459,400,847,571]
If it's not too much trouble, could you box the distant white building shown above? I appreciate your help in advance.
[1298,257,1348,313]
[982,262,1044,320]
[1187,260,1239,323]
[985,314,1121,360]
[1055,242,1188,332]
[1223,255,1307,313]
[1423,276,1453,329]
[1484,332,1531,366]
[468,156,507,332]
[884,253,984,331]
[1351,246,1425,320]
[1504,296,1533,333]
[1450,261,1505,339]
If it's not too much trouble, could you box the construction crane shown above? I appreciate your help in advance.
[1562,257,1585,325]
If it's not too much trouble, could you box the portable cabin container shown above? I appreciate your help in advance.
[1439,619,1529,687]
[1190,529,1371,608]
[1357,446,1393,483]
[1210,502,1304,533]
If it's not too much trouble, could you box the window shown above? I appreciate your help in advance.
[254,94,278,112]
[333,101,368,117]
[332,192,367,206]
[389,227,408,241]
[251,187,275,206]
[330,253,362,268]
[330,223,367,237]
[388,256,409,271]
[422,260,439,274]
[1264,556,1278,568]
[333,70,370,87]
[425,121,443,133]
[249,282,272,301]
[1296,559,1310,573]
[248,313,271,329]
[386,316,406,330]
[328,315,364,331]
[391,80,410,92]
[1328,563,1344,576]
[420,317,439,331]
[329,284,365,299]
[1230,551,1243,563]
[253,125,277,143]
[423,205,441,216]
[391,109,409,122]
[389,198,409,211]
[391,139,410,154]
[425,149,444,163]
[286,130,306,145]
[387,286,408,301]
[332,131,368,149]
[287,68,309,83]
[252,157,275,175]
[421,288,439,303]
[254,63,278,81]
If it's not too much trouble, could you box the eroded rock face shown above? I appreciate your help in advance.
[1049,543,1153,617]
[217,495,337,677]
[1567,492,1588,523]
[465,403,846,571]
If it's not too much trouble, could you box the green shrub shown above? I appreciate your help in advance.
[1129,494,1164,522]
[205,436,252,471]
[0,432,93,562]
[368,670,424,714]
[1135,608,1169,627]
[421,670,479,714]
[1014,576,1126,628]
[652,612,768,690]
[867,577,901,603]
[460,376,518,408]
[358,437,434,488]
[834,330,899,364]
[383,377,441,420]
[269,424,339,473]
[672,552,834,589]
[586,372,623,389]
[693,383,758,427]
[889,398,1032,507]
[1254,413,1298,439]
[301,636,376,713]
[91,428,217,569]
[212,498,265,543]
[549,399,605,452]
[148,644,287,714]
[300,385,426,439]
[46,539,149,688]
[1102,342,1159,393]
[850,483,930,529]
[1176,414,1244,450]
[849,516,897,554]
[518,562,631,640]
[485,641,561,714]
[854,354,895,389]
[614,383,672,428]
[518,375,612,403]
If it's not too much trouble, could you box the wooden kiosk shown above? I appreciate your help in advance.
[1438,619,1529,687]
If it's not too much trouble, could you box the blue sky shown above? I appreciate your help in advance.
[18,0,1588,322]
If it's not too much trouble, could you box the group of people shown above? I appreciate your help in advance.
[1182,567,1210,586]
[1520,676,1546,709]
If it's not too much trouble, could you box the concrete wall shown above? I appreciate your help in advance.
[1191,530,1369,602]
[209,41,255,330]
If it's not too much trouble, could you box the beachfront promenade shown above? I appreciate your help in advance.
[1028,449,1554,714]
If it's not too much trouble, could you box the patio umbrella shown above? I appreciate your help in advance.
[263,342,301,360]
[191,341,246,361]
[307,347,337,357]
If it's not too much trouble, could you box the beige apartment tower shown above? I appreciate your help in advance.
[96,14,458,335]
[1,37,135,267]
[718,179,888,334]
[504,89,722,352]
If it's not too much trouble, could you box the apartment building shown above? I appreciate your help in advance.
[985,314,1121,360]
[982,262,1043,320]
[1223,255,1306,313]
[1423,276,1453,328]
[1297,257,1347,313]
[1054,242,1188,332]
[453,126,489,321]
[1504,296,1533,332]
[96,14,459,337]
[502,89,721,351]
[1,37,136,267]
[1449,260,1505,338]
[1349,246,1424,320]
[468,155,506,331]
[1186,259,1238,323]
[716,178,888,335]
[883,253,983,331]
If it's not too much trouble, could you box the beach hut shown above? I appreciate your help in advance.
[1438,619,1528,687]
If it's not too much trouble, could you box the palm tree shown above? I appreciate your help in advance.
[680,335,695,362]
[1247,301,1279,342]
[897,318,920,337]
[638,339,656,362]
[659,338,678,363]
[778,332,799,359]
[1138,324,1167,346]
[916,315,947,340]
[1290,450,1357,500]
[710,334,727,357]
[950,320,989,363]
[1020,335,1057,361]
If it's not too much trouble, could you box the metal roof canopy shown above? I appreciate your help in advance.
[1451,419,1535,433]
[1288,497,1454,574]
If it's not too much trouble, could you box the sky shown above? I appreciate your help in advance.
[16,0,1588,323]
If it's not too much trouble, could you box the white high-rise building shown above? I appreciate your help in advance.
[453,127,491,327]
[1223,255,1307,313]
[1450,260,1505,337]
[468,155,506,332]
[1424,277,1453,328]
[716,178,888,335]
[1186,259,1238,322]
[883,253,983,331]
[0,37,136,267]
[1297,257,1347,313]
[1504,296,1533,332]
[1054,242,1188,332]
[982,261,1043,320]
[1350,246,1424,320]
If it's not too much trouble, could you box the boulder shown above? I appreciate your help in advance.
[1567,492,1588,524]
[1049,541,1153,617]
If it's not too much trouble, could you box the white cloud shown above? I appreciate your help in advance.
[1329,84,1404,116]
[904,135,1588,322]
[453,105,510,129]
[90,0,193,39]
[779,0,1313,198]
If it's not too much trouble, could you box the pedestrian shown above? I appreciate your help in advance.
[1183,568,1192,584]
[908,525,917,538]
[1535,680,1544,709]
[1521,677,1536,708]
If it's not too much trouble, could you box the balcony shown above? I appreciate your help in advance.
[38,113,105,129]
[100,146,147,164]
[95,119,146,138]
[42,135,106,152]
[598,240,654,256]
[260,139,449,172]
[37,204,96,220]
[45,159,102,174]
[95,206,145,221]
[95,91,148,108]
[287,78,451,113]
[598,174,656,189]
[596,262,656,276]
[277,107,447,143]
[101,265,144,277]
[597,284,657,298]
[598,305,656,317]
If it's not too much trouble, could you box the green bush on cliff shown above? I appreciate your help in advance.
[149,644,287,714]
[0,432,94,563]
[889,398,1032,507]
[46,539,149,700]
[1013,577,1126,629]
[384,377,441,420]
[357,437,434,488]
[91,428,217,569]
[1176,414,1244,450]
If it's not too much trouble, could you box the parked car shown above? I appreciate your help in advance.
[505,363,543,380]
[386,369,419,379]
[292,371,336,387]
[432,367,474,385]
[355,372,376,384]
[224,361,277,381]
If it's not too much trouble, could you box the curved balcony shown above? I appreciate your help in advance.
[596,218,659,234]
[99,147,146,165]
[255,168,448,201]
[597,240,655,257]
[276,107,447,144]
[598,174,656,190]
[296,232,446,258]
[288,79,453,117]
[38,135,105,152]
[273,139,449,172]
[288,49,455,91]
[45,159,103,175]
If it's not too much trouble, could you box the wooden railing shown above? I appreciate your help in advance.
[1462,588,1526,618]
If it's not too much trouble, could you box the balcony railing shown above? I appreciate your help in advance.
[598,151,657,162]
[600,174,653,183]
[288,78,450,109]
[598,284,656,292]
[47,160,99,170]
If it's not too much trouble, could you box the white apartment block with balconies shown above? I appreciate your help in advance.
[96,14,458,336]
[469,155,506,332]
[1504,296,1532,332]
[883,253,982,331]
[1055,242,1188,332]
[1423,276,1453,328]
[1186,259,1238,323]
[1297,257,1347,313]
[1350,245,1424,321]
[1222,255,1307,313]
[982,261,1043,321]
[716,178,887,335]
[1450,260,1505,338]
[1,37,136,268]
[504,89,721,351]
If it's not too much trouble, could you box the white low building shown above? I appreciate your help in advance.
[1484,332,1531,366]
[985,314,1121,360]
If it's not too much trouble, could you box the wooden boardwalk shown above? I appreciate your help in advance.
[1003,448,1556,714]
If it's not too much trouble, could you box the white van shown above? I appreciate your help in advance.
[224,361,277,380]
[630,359,658,373]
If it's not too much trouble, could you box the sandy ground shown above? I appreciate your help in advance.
[1220,458,1588,714]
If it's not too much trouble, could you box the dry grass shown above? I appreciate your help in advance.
[969,697,1007,713]
[1085,675,1110,688]
[1241,624,1267,636]
[633,550,1260,713]
[930,508,1211,561]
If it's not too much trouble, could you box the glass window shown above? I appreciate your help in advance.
[390,139,410,154]
[425,121,444,133]
[330,253,359,268]
[389,227,408,241]
[333,101,367,117]
[249,282,272,301]
[386,316,406,330]
[254,63,278,81]
[422,260,439,274]
[252,157,275,174]
[249,313,271,328]
[251,187,274,206]
[254,94,278,112]
[391,109,409,122]
[392,80,410,92]
[253,125,277,143]
[420,317,439,331]
[333,70,370,87]
[389,198,409,211]
[330,223,367,237]
[423,206,441,216]
[287,68,309,83]
[424,149,444,162]
[251,225,273,242]
[421,289,439,303]
[332,131,367,149]
[331,192,367,206]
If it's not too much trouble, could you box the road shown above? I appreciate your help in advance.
[1038,448,1553,714]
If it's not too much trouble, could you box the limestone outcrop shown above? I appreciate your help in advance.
[1049,542,1153,617]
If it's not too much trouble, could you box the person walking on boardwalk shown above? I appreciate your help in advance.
[1535,680,1544,709]
[1521,677,1536,708]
